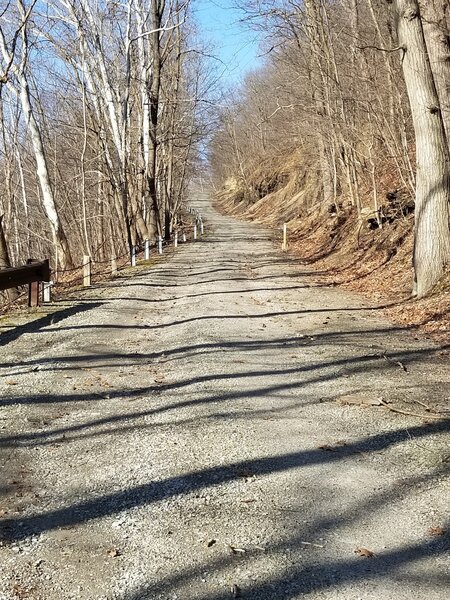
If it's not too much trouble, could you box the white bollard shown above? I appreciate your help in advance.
[131,246,137,266]
[174,231,178,248]
[182,232,186,243]
[144,239,150,260]
[282,223,288,251]
[83,255,91,286]
[42,281,53,303]
[158,236,163,254]
[193,224,197,240]
[111,255,117,276]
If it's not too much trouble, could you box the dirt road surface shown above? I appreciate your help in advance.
[1,195,449,599]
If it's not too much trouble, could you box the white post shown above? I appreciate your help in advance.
[282,223,288,251]
[131,246,137,266]
[182,232,186,243]
[42,281,53,303]
[200,219,204,235]
[158,236,163,254]
[174,231,178,248]
[144,239,150,260]
[83,255,91,286]
[193,223,197,240]
[111,255,117,277]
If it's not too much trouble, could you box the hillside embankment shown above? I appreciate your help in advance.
[216,152,450,344]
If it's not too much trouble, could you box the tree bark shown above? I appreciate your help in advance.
[392,0,450,297]
[420,0,450,146]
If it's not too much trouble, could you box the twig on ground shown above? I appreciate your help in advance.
[380,399,448,420]
[381,353,407,372]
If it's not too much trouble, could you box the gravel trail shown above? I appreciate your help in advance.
[0,194,449,600]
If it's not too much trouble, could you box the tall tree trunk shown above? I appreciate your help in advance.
[420,0,450,146]
[392,0,450,297]
[18,73,73,270]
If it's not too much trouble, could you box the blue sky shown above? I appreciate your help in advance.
[192,0,263,86]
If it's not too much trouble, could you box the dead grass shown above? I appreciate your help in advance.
[218,153,450,344]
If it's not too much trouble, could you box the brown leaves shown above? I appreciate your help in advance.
[318,441,347,452]
[427,526,446,537]
[11,584,33,599]
[336,394,383,407]
[354,547,374,558]
[106,547,121,558]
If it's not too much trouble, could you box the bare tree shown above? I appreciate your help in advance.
[0,0,73,269]
[390,0,450,296]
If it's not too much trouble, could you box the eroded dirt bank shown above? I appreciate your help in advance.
[0,195,449,600]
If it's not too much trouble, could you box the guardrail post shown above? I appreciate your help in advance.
[83,255,91,286]
[144,239,150,260]
[26,259,40,307]
[28,281,40,307]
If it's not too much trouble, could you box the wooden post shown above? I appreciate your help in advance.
[282,223,288,251]
[131,246,137,267]
[144,239,150,260]
[111,255,117,277]
[28,281,40,307]
[26,258,41,307]
[174,231,178,248]
[158,236,163,254]
[83,255,91,286]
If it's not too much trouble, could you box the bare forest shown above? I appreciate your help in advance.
[1,0,450,326]
[0,0,214,302]
[211,0,450,326]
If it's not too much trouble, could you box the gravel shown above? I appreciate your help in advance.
[0,193,449,600]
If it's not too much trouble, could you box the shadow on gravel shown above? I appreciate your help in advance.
[46,307,392,333]
[86,284,318,303]
[1,421,449,547]
[0,342,443,412]
[118,524,449,599]
[0,340,447,455]
[0,302,104,348]
[0,325,440,377]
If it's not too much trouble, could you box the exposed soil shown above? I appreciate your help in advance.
[0,194,449,600]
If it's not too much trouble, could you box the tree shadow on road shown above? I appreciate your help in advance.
[0,301,104,348]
